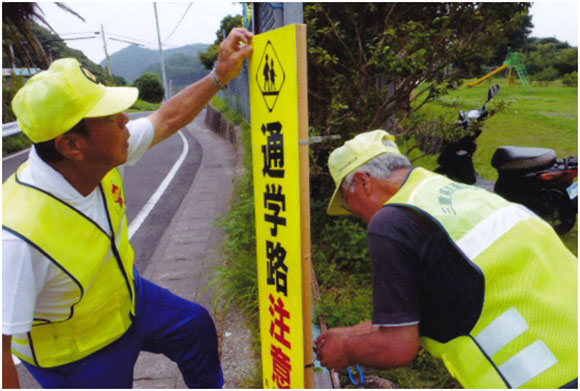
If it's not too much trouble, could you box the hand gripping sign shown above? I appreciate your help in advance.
[249,24,313,388]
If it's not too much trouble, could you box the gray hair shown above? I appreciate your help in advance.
[342,139,411,192]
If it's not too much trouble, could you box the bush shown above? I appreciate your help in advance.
[2,74,25,123]
[133,72,164,103]
[3,133,32,157]
[532,66,559,85]
[562,72,578,87]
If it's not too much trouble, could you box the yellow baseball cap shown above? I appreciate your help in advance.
[327,130,403,215]
[11,58,138,143]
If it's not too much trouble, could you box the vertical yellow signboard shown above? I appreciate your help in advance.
[249,24,312,388]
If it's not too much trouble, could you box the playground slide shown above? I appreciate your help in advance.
[466,64,508,87]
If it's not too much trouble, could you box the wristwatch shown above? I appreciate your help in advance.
[210,69,227,90]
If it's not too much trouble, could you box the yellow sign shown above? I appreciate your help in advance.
[249,24,311,389]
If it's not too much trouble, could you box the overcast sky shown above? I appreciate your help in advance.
[36,2,578,65]
[37,2,243,64]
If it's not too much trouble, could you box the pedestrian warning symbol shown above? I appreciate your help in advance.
[256,41,285,112]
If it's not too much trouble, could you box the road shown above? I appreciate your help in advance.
[2,112,202,272]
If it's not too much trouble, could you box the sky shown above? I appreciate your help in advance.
[35,1,578,65]
[36,2,243,64]
[529,2,578,46]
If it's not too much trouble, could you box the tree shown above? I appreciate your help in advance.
[133,72,164,103]
[2,2,84,69]
[198,15,242,69]
[523,40,577,77]
[305,3,531,186]
[489,12,533,67]
[111,75,127,86]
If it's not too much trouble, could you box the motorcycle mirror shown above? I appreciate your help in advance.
[483,84,501,109]
[488,84,500,100]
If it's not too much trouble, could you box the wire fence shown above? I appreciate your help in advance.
[217,3,301,123]
[218,61,251,122]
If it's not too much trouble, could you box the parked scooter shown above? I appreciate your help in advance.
[435,84,578,234]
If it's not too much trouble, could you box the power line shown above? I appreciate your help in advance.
[107,33,152,46]
[109,37,144,46]
[162,2,193,44]
[102,3,130,29]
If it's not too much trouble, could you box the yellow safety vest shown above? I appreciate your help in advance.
[385,168,577,388]
[2,166,137,368]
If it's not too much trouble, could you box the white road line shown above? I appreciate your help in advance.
[128,131,189,239]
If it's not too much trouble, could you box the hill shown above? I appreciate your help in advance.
[102,43,209,84]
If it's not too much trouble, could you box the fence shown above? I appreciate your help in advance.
[217,3,303,123]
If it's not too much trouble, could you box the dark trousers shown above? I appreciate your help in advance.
[23,273,223,388]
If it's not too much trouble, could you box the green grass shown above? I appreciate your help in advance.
[127,99,160,112]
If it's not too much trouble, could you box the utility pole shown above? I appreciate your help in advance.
[153,3,170,100]
[100,24,112,77]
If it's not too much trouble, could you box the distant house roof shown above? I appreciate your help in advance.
[2,68,42,77]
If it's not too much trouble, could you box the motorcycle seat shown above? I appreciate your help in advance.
[491,146,557,171]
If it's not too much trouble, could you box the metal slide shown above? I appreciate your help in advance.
[466,64,508,87]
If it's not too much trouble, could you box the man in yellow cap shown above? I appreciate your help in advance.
[315,130,577,388]
[2,28,253,388]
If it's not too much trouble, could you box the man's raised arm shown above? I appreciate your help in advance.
[148,28,253,147]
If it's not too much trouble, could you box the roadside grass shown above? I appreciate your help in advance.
[207,97,263,387]
[3,133,32,157]
[127,99,160,112]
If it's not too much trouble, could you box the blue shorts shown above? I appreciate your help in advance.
[23,272,224,388]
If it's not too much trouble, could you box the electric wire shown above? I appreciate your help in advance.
[161,3,193,44]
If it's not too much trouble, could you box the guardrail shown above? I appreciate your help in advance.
[3,122,21,138]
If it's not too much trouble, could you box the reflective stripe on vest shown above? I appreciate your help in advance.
[2,166,136,367]
[386,168,577,388]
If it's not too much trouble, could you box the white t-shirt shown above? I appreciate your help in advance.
[2,117,155,335]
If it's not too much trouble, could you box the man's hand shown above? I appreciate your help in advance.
[314,322,420,372]
[315,329,350,371]
[214,28,253,85]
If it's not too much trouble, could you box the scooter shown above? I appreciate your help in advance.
[435,84,578,234]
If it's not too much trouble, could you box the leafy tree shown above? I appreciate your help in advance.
[133,72,164,103]
[111,75,127,86]
[523,40,577,77]
[198,14,242,69]
[490,12,533,67]
[2,2,84,69]
[305,2,531,187]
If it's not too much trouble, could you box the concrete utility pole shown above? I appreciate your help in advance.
[153,3,170,101]
[100,24,112,77]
